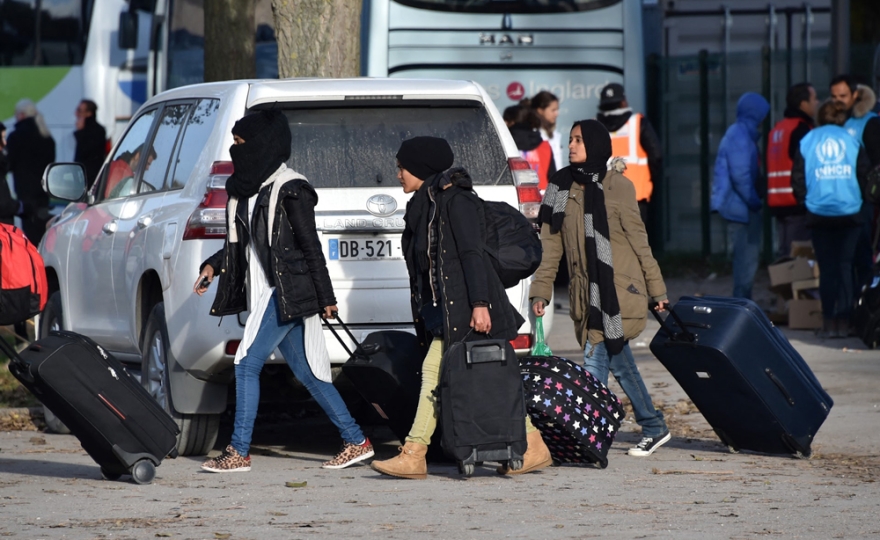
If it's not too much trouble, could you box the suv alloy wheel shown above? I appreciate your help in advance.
[141,302,220,456]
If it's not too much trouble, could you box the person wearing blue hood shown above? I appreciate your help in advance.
[711,92,771,299]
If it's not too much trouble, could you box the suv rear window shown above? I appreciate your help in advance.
[281,104,512,188]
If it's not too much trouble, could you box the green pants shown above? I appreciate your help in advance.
[405,339,537,446]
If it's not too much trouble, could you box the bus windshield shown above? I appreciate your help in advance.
[0,0,92,66]
[390,0,619,14]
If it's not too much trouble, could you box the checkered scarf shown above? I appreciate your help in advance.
[539,166,625,355]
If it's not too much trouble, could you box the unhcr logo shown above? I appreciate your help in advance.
[814,136,851,179]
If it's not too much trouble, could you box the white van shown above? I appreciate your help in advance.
[39,78,553,455]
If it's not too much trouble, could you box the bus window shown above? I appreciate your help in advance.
[167,0,277,90]
[0,0,90,66]
[390,0,620,14]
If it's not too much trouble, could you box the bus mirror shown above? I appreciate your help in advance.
[119,11,138,50]
[43,163,87,202]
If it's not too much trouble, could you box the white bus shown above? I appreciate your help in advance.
[0,0,277,156]
[363,0,646,165]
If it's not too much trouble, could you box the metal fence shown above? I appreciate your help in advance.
[647,47,834,257]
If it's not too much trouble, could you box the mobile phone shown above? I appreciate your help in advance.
[199,276,211,290]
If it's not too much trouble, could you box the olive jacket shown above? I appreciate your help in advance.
[530,165,667,348]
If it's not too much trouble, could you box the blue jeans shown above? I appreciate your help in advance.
[231,294,364,456]
[728,212,762,299]
[583,341,668,438]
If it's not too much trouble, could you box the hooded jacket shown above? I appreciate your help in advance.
[848,84,880,167]
[402,169,524,349]
[530,159,667,348]
[711,93,770,224]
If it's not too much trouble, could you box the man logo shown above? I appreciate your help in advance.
[366,194,398,217]
[815,137,847,165]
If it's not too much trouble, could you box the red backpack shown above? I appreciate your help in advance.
[0,224,48,325]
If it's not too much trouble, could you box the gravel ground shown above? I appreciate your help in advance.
[0,275,878,539]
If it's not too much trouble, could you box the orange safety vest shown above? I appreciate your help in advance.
[766,117,808,207]
[609,113,652,202]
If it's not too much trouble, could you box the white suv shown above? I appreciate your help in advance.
[40,78,553,455]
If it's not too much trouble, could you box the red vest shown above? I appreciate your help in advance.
[767,117,808,207]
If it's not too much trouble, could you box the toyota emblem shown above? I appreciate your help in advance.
[366,194,398,217]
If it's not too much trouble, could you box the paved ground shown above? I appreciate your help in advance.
[1,275,879,539]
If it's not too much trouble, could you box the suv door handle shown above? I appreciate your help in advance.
[102,221,118,235]
[137,216,153,229]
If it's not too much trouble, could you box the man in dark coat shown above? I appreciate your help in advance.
[0,122,23,225]
[74,100,107,188]
[6,100,55,244]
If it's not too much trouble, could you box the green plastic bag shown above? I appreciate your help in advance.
[531,316,553,357]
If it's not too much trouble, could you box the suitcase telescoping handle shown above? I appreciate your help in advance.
[322,313,380,358]
[649,303,697,344]
[0,334,33,384]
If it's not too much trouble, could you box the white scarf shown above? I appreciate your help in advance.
[228,164,332,383]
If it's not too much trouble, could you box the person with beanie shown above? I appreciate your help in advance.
[370,136,552,480]
[195,110,373,473]
[530,120,672,457]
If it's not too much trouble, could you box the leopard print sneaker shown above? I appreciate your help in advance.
[322,438,375,469]
[201,445,251,473]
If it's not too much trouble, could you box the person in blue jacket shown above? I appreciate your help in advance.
[711,92,770,299]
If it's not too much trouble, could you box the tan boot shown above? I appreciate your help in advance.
[497,430,553,475]
[371,441,428,480]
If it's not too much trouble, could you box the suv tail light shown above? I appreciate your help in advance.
[510,334,533,350]
[509,157,541,220]
[182,161,232,240]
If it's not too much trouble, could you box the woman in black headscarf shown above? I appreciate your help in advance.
[529,120,674,457]
[371,136,551,480]
[194,110,373,473]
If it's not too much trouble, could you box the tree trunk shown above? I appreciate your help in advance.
[205,0,256,82]
[271,0,362,78]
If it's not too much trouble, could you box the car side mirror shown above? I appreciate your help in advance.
[119,11,138,50]
[43,163,87,202]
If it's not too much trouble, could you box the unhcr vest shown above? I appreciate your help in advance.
[845,111,878,144]
[800,125,862,217]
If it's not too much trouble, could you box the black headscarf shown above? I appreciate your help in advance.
[538,119,624,355]
[226,110,291,199]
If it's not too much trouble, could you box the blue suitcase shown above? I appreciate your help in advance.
[650,296,832,457]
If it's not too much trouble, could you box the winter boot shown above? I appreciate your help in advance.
[497,430,552,475]
[371,441,428,480]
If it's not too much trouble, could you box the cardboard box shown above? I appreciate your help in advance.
[791,278,820,300]
[789,240,815,259]
[788,299,822,329]
[768,257,819,287]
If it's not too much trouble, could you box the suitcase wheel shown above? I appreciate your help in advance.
[508,459,523,471]
[100,467,122,481]
[131,460,156,485]
[457,462,474,476]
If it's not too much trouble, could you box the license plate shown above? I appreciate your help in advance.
[328,236,403,261]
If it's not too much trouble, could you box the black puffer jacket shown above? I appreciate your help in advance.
[202,178,336,322]
[403,170,524,348]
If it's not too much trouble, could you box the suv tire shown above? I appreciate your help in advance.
[39,292,71,435]
[141,302,220,456]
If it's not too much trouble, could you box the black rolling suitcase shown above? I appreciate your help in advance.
[650,296,833,457]
[3,331,179,483]
[520,355,624,468]
[324,316,427,443]
[439,338,527,475]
